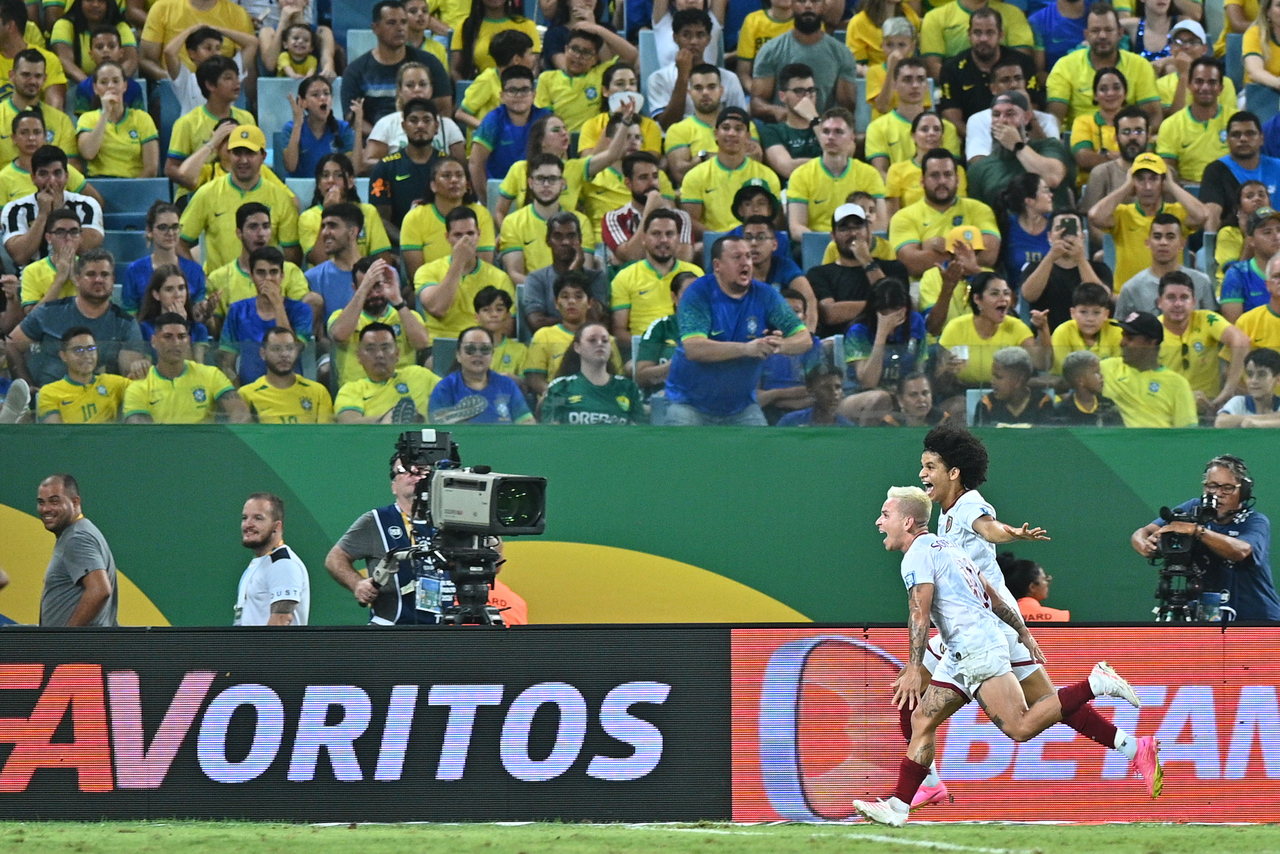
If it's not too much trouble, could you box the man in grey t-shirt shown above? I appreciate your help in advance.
[1114,215,1217,318]
[749,0,858,121]
[520,212,609,332]
[37,474,117,627]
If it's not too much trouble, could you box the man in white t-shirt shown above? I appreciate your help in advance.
[963,57,1060,166]
[235,492,310,626]
[854,484,1142,827]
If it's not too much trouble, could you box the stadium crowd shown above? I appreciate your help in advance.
[0,0,1278,427]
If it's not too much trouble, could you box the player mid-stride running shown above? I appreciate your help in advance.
[854,486,1142,827]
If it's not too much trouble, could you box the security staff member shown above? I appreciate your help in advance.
[1131,455,1280,621]
[324,451,451,624]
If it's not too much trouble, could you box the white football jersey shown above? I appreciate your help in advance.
[235,544,310,626]
[938,489,1021,614]
[900,533,1003,656]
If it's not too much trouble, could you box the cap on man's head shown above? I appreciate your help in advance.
[991,90,1030,111]
[228,124,266,152]
[1247,206,1280,235]
[1130,152,1167,176]
[945,225,985,253]
[833,203,867,227]
[715,106,751,128]
[1170,19,1207,42]
[732,178,780,217]
[1112,311,1164,342]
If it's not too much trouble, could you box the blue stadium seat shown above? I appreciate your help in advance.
[855,77,869,133]
[966,388,991,426]
[272,131,288,176]
[103,230,149,267]
[300,338,317,381]
[1103,233,1116,272]
[1246,83,1280,124]
[154,79,182,164]
[487,178,503,219]
[516,283,531,343]
[1202,231,1218,280]
[456,79,472,107]
[258,77,300,142]
[346,28,377,59]
[111,282,123,305]
[92,178,171,230]
[433,337,457,373]
[702,230,727,271]
[285,178,371,205]
[1204,0,1225,44]
[1226,33,1244,91]
[801,231,831,271]
[639,30,658,102]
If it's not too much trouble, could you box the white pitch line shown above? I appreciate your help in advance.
[619,823,1033,854]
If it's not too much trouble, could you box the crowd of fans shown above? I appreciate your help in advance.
[0,0,1277,427]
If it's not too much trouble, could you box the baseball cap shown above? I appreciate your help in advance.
[1170,20,1207,42]
[945,225,985,253]
[228,124,266,153]
[732,178,780,218]
[1130,152,1167,176]
[1112,311,1164,342]
[832,203,867,227]
[1247,206,1280,235]
[991,91,1030,111]
[715,106,751,128]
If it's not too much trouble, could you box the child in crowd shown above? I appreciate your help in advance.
[1215,347,1280,427]
[1050,282,1122,375]
[51,0,137,85]
[973,346,1051,426]
[776,364,854,426]
[71,28,144,115]
[275,22,318,78]
[456,30,536,131]
[258,0,336,80]
[404,0,451,68]
[164,25,258,115]
[474,285,527,383]
[1052,350,1122,425]
[758,289,824,424]
[283,75,361,178]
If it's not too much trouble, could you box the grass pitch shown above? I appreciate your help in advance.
[1,821,1278,853]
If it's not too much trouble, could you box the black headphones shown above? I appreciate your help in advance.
[1206,454,1254,504]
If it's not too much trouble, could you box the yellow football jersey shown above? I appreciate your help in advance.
[1236,304,1280,351]
[491,336,527,376]
[865,109,962,165]
[75,107,158,177]
[122,361,237,423]
[413,256,515,339]
[460,67,501,123]
[610,258,703,336]
[1099,357,1197,427]
[580,166,676,236]
[1106,202,1192,290]
[400,202,497,262]
[166,104,257,199]
[1050,319,1124,374]
[36,374,129,422]
[1046,48,1160,125]
[19,257,73,306]
[1154,106,1231,184]
[180,173,300,272]
[0,97,79,164]
[679,156,782,232]
[450,17,541,74]
[788,158,886,234]
[333,365,441,420]
[298,202,392,259]
[1157,310,1231,397]
[0,161,88,202]
[534,56,617,132]
[208,259,311,316]
[888,197,1000,260]
[499,156,591,214]
[937,315,1035,386]
[238,375,335,423]
[885,160,968,208]
[327,304,428,385]
[577,112,664,155]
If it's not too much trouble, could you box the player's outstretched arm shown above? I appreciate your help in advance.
[973,516,1051,544]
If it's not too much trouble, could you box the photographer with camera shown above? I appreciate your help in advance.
[1131,455,1280,621]
[324,447,451,625]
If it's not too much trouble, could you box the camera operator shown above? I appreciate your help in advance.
[1131,455,1280,621]
[324,451,450,625]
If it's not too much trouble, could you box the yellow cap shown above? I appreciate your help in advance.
[945,225,985,253]
[228,124,266,153]
[1129,152,1167,176]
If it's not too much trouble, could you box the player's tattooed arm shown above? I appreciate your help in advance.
[973,515,1051,544]
[906,583,934,666]
[982,577,1047,664]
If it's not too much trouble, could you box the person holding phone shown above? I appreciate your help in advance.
[1019,210,1113,332]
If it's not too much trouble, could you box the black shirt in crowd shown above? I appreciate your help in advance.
[938,47,1042,120]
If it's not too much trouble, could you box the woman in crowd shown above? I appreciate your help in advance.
[881,372,949,426]
[283,75,361,178]
[884,112,967,218]
[838,277,927,424]
[999,173,1054,292]
[365,63,467,165]
[124,201,209,315]
[430,326,535,424]
[1000,551,1070,621]
[76,61,158,177]
[50,0,137,83]
[542,322,644,424]
[1071,67,1127,188]
[576,63,662,153]
[298,153,392,266]
[1243,0,1280,89]
[401,155,496,276]
[938,272,1044,389]
[1122,0,1181,74]
[452,0,542,82]
[137,265,210,363]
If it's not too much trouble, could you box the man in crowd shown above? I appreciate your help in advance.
[334,323,440,423]
[470,66,549,205]
[416,207,515,340]
[522,211,609,331]
[1157,21,1237,116]
[964,57,1061,166]
[650,10,746,130]
[305,202,368,338]
[1045,3,1161,130]
[4,146,102,269]
[968,91,1075,210]
[664,64,756,186]
[328,256,430,387]
[1156,272,1250,417]
[533,28,637,133]
[938,9,1039,135]
[206,202,313,330]
[866,58,958,181]
[1155,58,1230,185]
[662,235,811,425]
[0,0,65,109]
[341,0,451,129]
[610,209,703,352]
[237,327,335,423]
[1079,106,1178,221]
[1199,111,1280,233]
[890,149,1001,279]
[0,50,77,163]
[124,312,249,423]
[35,327,130,422]
[1115,213,1218,316]
[788,107,886,241]
[1099,310,1197,427]
[602,151,694,264]
[750,0,857,122]
[370,99,446,238]
[1088,153,1207,289]
[759,63,821,181]
[218,246,313,387]
[235,492,309,626]
[499,155,595,285]
[920,0,1033,82]
[810,203,905,338]
[179,125,300,271]
[16,207,86,311]
[37,473,116,627]
[680,107,782,237]
[8,248,145,386]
